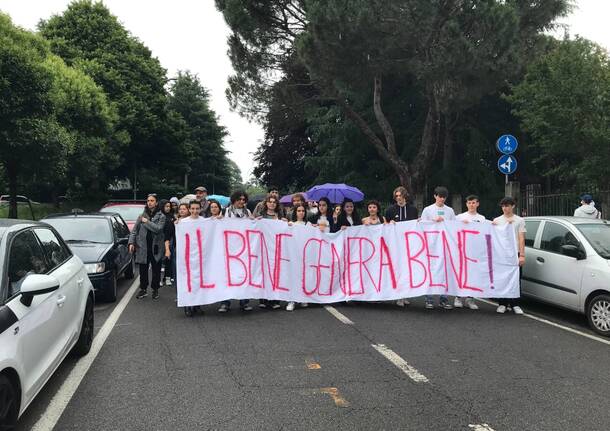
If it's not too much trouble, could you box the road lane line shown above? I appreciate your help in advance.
[31,277,141,431]
[469,424,495,431]
[324,305,354,325]
[371,344,429,383]
[476,299,610,347]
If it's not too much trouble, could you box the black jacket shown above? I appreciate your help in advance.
[384,203,418,223]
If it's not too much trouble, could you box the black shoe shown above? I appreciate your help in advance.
[184,307,193,317]
[152,290,159,300]
[136,289,148,299]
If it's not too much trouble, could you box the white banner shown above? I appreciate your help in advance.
[176,218,519,306]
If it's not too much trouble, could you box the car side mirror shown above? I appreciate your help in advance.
[561,244,585,260]
[20,274,60,306]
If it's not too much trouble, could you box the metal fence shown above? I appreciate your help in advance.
[523,186,608,218]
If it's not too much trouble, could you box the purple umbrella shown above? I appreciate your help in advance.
[306,183,364,204]
[279,192,308,206]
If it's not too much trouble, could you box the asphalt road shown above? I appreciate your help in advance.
[15,276,610,431]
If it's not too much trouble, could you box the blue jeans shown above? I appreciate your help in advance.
[425,295,448,304]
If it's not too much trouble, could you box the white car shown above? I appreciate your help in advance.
[522,216,610,336]
[0,220,94,429]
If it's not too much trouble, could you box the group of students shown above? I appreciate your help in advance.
[128,184,528,316]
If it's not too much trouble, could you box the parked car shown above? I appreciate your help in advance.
[522,216,610,336]
[100,201,145,231]
[0,219,94,429]
[0,195,39,206]
[41,212,135,302]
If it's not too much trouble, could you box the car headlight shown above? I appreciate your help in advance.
[85,262,106,274]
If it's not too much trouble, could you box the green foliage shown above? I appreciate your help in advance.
[508,37,610,190]
[39,0,168,176]
[167,71,233,195]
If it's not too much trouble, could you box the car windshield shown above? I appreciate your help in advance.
[100,205,143,221]
[44,218,112,244]
[576,223,610,259]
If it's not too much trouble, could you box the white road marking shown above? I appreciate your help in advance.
[371,344,429,383]
[324,305,354,325]
[476,298,610,347]
[468,424,495,431]
[31,277,141,431]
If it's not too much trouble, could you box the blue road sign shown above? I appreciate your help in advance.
[496,135,518,154]
[498,154,517,175]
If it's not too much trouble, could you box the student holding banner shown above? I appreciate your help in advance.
[258,194,283,309]
[308,197,334,233]
[454,195,486,310]
[421,186,456,310]
[362,200,386,225]
[385,186,418,307]
[335,198,362,231]
[224,191,253,219]
[493,197,526,315]
[286,204,310,311]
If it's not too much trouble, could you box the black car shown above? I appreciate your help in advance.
[41,212,135,302]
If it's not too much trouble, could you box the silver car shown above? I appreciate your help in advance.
[522,216,610,336]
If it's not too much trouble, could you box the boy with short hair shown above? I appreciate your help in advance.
[454,195,486,310]
[420,186,455,309]
[493,196,526,315]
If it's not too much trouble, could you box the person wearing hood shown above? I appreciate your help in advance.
[129,193,167,300]
[574,194,601,219]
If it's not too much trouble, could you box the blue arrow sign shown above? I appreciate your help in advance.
[496,135,518,154]
[498,154,517,175]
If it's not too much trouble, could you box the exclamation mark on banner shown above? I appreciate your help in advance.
[485,234,494,290]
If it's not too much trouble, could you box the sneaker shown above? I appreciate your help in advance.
[184,307,193,317]
[259,301,267,309]
[512,306,524,315]
[286,302,295,311]
[136,289,148,299]
[425,302,434,310]
[271,302,281,310]
[165,278,172,286]
[152,290,159,300]
[441,302,453,310]
[465,298,479,310]
[396,299,406,307]
[241,304,253,311]
[496,305,507,314]
[300,303,309,308]
[218,303,229,313]
[454,297,463,308]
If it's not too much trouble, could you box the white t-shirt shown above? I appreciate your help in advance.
[493,214,526,252]
[180,216,204,223]
[456,212,486,223]
[421,204,456,221]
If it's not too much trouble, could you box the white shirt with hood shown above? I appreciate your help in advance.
[574,202,600,219]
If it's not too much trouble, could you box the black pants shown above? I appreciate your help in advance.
[139,255,162,291]
[498,264,522,307]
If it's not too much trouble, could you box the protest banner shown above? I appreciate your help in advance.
[175,218,519,307]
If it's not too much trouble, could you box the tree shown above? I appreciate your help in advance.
[39,0,169,181]
[0,13,70,217]
[218,0,570,195]
[167,71,233,195]
[508,37,610,191]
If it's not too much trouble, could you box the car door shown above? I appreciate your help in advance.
[521,219,542,297]
[3,228,62,403]
[33,227,83,346]
[524,220,584,311]
[111,216,130,274]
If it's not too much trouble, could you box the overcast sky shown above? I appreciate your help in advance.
[1,0,609,180]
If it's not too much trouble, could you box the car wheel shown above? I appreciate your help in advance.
[124,258,135,280]
[587,294,610,337]
[0,374,19,430]
[71,296,94,357]
[105,272,118,303]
